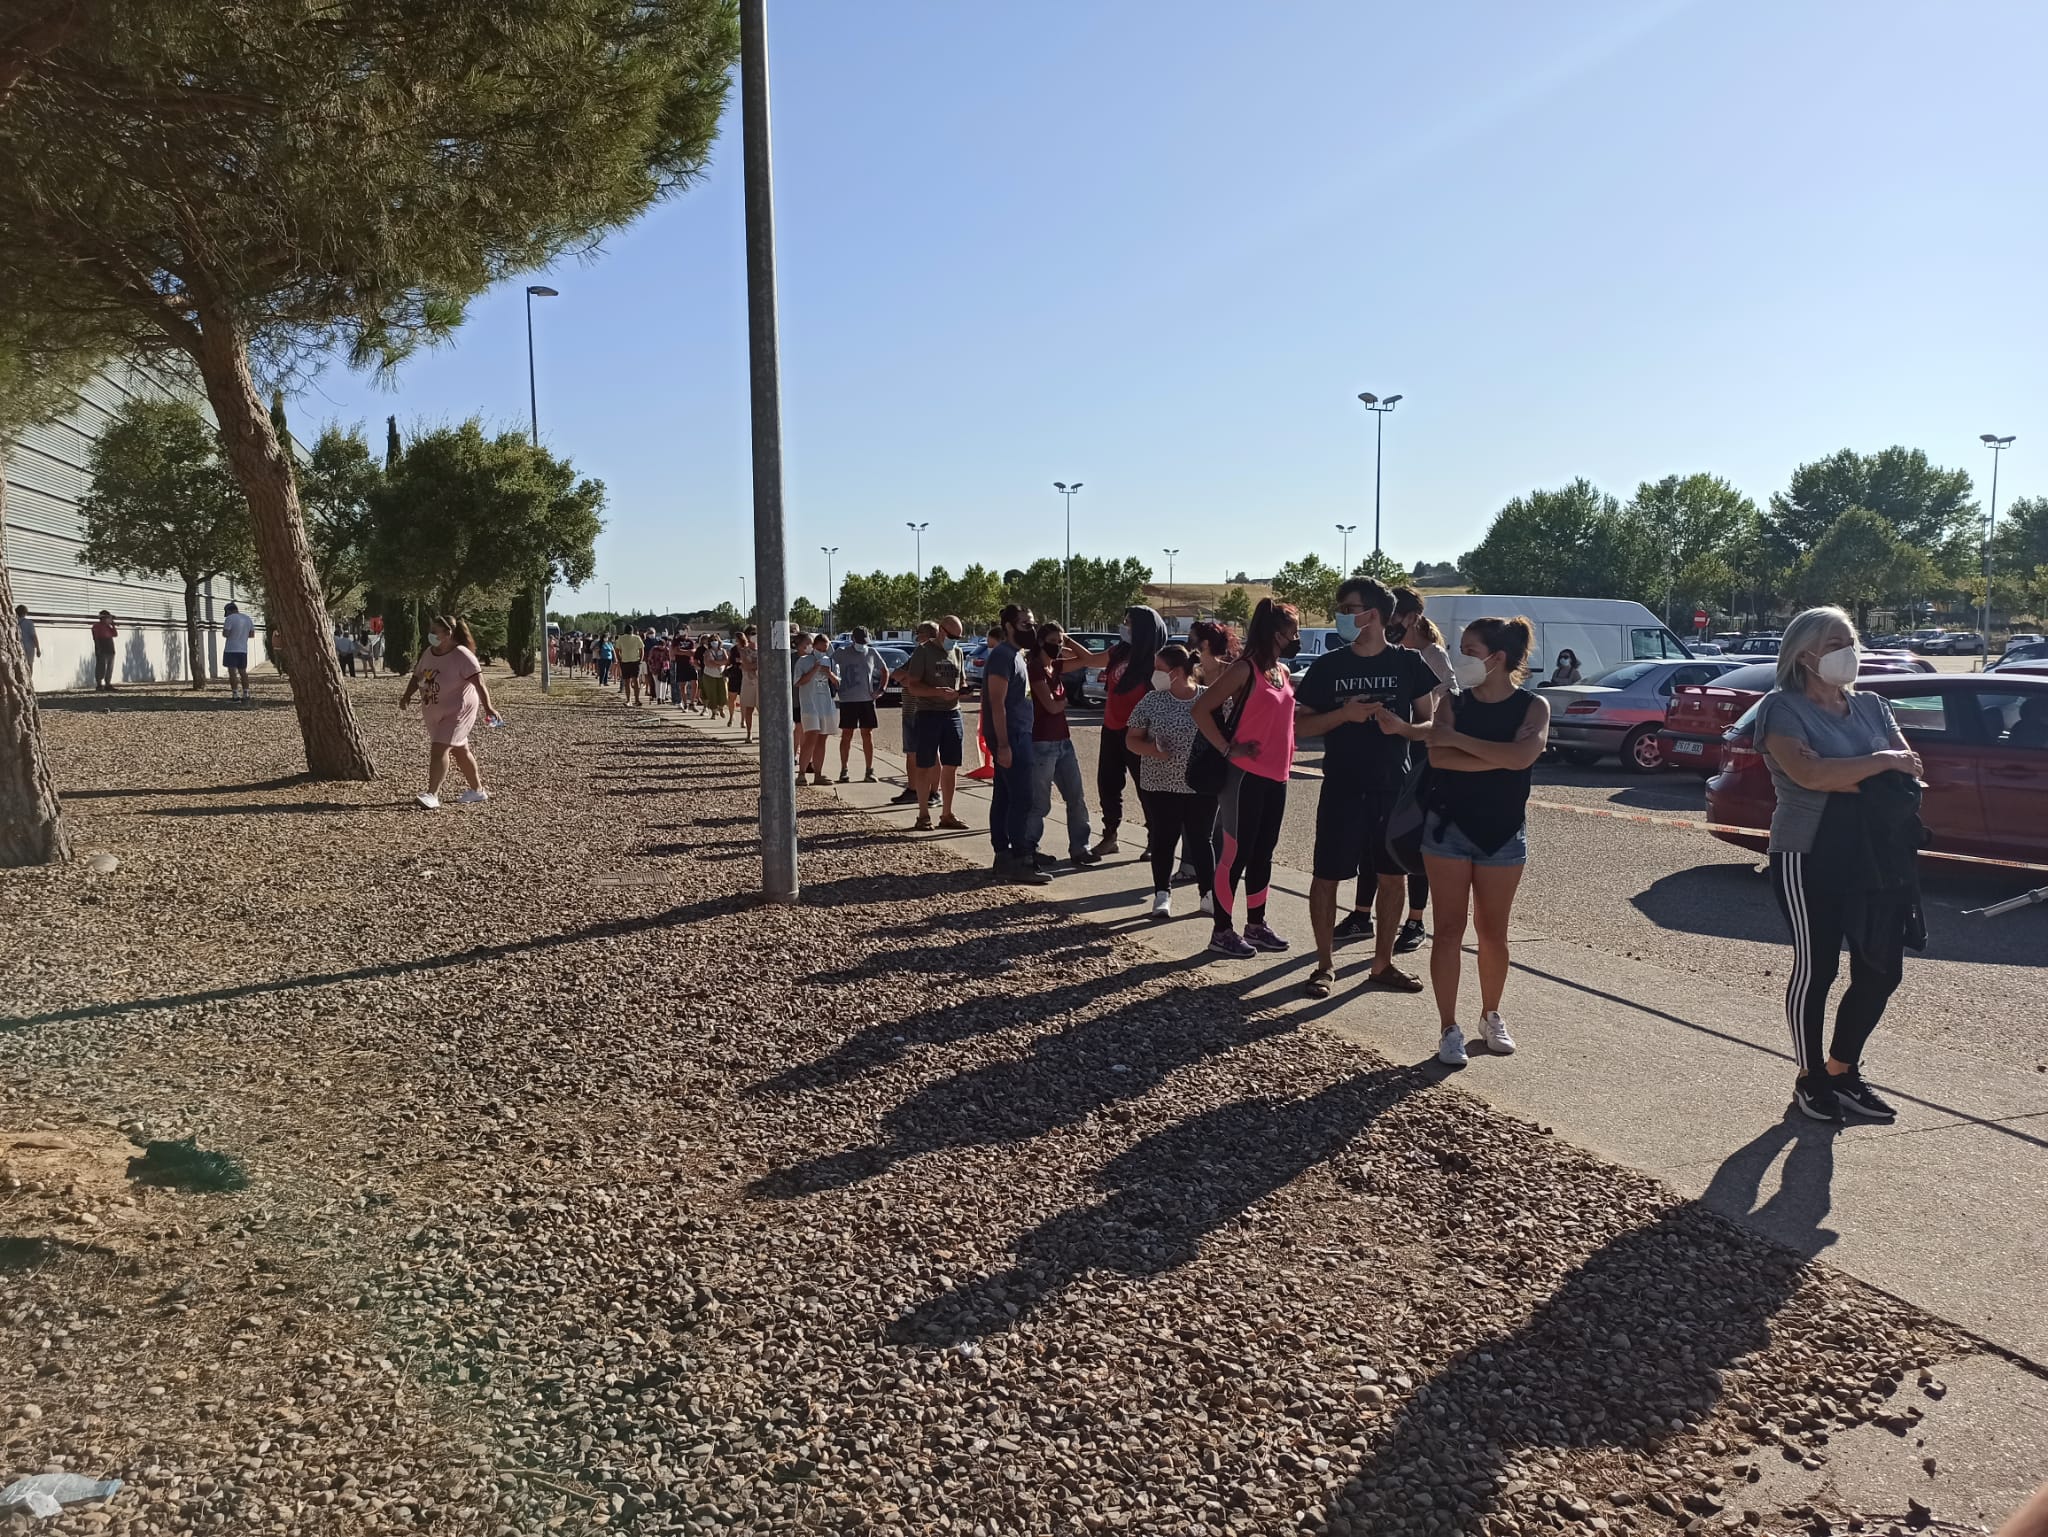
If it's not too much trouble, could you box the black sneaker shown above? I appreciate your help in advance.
[892,788,920,805]
[837,770,850,783]
[1333,910,1374,944]
[1012,859,1052,887]
[1032,852,1057,871]
[1833,1070,1898,1123]
[1793,1076,1843,1124]
[1394,917,1427,954]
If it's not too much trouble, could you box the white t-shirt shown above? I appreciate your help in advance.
[221,612,255,651]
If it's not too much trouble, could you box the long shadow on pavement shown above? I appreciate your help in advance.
[886,1062,1436,1346]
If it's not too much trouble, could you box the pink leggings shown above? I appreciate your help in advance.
[1213,766,1287,931]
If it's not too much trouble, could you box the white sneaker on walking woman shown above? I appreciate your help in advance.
[1149,891,1172,921]
[1437,1026,1467,1066]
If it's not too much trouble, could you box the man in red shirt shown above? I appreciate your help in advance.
[90,610,118,690]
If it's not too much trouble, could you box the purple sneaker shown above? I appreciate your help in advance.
[1244,922,1290,953]
[1208,928,1257,958]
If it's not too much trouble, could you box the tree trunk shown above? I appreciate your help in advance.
[183,575,208,689]
[0,458,70,866]
[190,308,375,779]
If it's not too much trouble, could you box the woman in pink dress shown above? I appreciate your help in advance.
[399,615,499,809]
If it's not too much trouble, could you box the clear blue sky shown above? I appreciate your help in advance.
[306,0,2048,616]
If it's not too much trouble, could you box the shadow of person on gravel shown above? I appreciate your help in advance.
[1319,1203,1820,1536]
[751,980,1298,1198]
[887,1063,1433,1346]
[748,951,1191,1098]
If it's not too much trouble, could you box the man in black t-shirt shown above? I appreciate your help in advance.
[1295,577,1439,998]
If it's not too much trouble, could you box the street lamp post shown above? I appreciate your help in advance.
[907,522,929,620]
[1054,481,1083,628]
[1335,523,1357,578]
[1357,392,1403,558]
[525,284,559,691]
[1162,548,1179,623]
[739,576,747,619]
[1980,433,2016,670]
[821,545,838,636]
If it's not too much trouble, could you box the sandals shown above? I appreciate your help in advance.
[1305,966,1335,1000]
[1365,964,1425,994]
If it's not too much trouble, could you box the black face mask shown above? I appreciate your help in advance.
[1387,623,1407,645]
[1280,638,1302,659]
[1042,640,1061,658]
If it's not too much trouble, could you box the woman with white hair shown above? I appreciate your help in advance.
[1755,606,1925,1125]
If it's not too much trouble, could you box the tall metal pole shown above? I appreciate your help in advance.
[908,522,928,620]
[821,545,837,635]
[1979,434,2013,670]
[1373,409,1384,558]
[1054,482,1082,628]
[1336,524,1355,577]
[741,0,796,903]
[1163,547,1178,622]
[740,575,748,618]
[525,285,556,693]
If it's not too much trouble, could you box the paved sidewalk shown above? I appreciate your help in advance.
[678,703,2048,1373]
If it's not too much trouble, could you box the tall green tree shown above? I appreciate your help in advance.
[1350,551,1410,587]
[1461,478,1668,604]
[0,323,93,866]
[925,563,1006,629]
[79,396,254,691]
[367,420,603,621]
[1767,448,1976,562]
[1069,555,1153,627]
[1215,586,1253,627]
[1994,496,2048,587]
[1270,554,1340,619]
[0,0,737,779]
[790,597,824,631]
[836,570,919,632]
[300,427,382,614]
[1795,508,1905,629]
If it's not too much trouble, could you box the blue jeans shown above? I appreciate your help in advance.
[1422,810,1527,868]
[1029,739,1092,857]
[990,735,1037,859]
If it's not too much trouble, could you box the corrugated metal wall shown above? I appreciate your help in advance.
[4,360,267,692]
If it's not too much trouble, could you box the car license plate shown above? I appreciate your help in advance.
[1672,739,1703,756]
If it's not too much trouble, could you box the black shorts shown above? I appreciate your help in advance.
[839,700,879,731]
[619,660,641,679]
[1313,783,1403,881]
[913,710,964,768]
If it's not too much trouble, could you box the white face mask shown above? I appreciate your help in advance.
[1815,646,1858,687]
[1119,623,1133,644]
[1452,653,1490,690]
[1151,669,1173,691]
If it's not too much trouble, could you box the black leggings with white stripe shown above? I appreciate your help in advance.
[1769,851,1906,1077]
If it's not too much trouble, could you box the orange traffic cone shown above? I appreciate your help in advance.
[965,711,995,780]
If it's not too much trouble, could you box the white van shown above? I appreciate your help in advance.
[1408,596,1692,682]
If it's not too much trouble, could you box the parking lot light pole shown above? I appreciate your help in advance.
[821,546,838,636]
[1162,548,1179,622]
[907,522,928,620]
[1980,433,2015,670]
[1357,393,1402,557]
[1335,524,1356,577]
[1054,481,1083,627]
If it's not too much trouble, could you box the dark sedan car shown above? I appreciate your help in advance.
[1705,674,2048,862]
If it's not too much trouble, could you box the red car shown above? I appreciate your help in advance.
[1705,674,2048,862]
[1659,657,1930,776]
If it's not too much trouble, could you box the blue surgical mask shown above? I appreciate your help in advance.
[1334,613,1362,643]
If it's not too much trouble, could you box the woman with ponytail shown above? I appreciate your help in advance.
[399,614,499,810]
[1379,615,1547,1064]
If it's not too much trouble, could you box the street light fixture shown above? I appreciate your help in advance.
[525,284,559,690]
[907,522,929,620]
[1335,523,1358,577]
[820,546,839,636]
[1357,392,1403,558]
[1054,481,1084,627]
[1162,548,1179,620]
[1980,433,2016,670]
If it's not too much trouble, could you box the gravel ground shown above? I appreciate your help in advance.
[0,675,1980,1536]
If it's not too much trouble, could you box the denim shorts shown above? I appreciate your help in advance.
[1421,811,1527,867]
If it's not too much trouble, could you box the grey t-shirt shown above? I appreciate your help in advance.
[1754,689,1901,854]
[1127,687,1204,794]
[830,643,886,703]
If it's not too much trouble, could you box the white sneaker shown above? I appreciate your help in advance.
[415,792,441,810]
[459,788,490,805]
[1199,892,1214,916]
[1479,1011,1516,1055]
[1437,1026,1468,1067]
[1149,890,1172,921]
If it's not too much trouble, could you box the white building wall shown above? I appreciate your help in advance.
[4,362,268,693]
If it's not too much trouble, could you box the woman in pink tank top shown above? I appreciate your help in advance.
[1192,599,1300,957]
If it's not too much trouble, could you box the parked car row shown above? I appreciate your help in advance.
[1705,674,2048,863]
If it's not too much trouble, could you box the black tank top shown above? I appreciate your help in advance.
[1429,688,1536,854]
